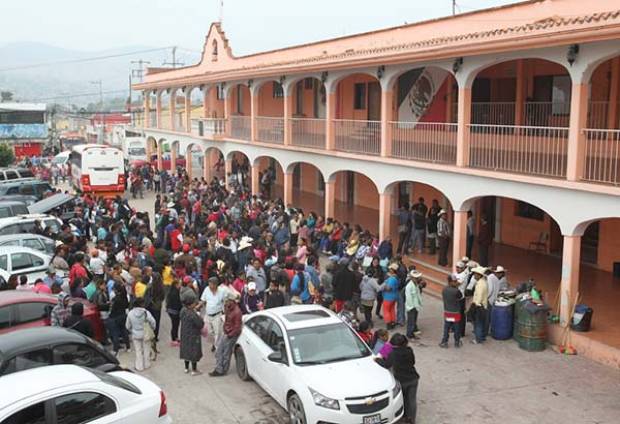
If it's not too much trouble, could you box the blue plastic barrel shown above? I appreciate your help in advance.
[492,303,514,340]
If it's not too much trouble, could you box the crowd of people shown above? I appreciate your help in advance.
[0,156,516,424]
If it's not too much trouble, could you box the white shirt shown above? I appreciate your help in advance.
[89,257,105,275]
[487,274,500,305]
[200,286,226,316]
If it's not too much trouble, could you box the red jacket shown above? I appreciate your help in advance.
[224,302,242,338]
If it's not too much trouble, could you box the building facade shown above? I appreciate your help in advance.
[134,0,620,366]
[0,103,48,157]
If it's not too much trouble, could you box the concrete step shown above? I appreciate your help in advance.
[403,256,451,299]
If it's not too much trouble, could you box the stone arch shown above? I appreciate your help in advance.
[283,161,327,215]
[463,54,572,89]
[325,69,379,94]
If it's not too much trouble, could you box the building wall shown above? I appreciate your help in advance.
[299,163,320,193]
[498,198,552,251]
[258,82,284,117]
[597,219,620,273]
[336,74,380,120]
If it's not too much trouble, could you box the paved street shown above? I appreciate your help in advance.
[115,190,620,424]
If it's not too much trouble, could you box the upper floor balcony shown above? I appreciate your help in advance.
[138,40,620,191]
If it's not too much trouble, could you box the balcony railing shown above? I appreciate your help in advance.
[191,118,227,138]
[583,129,620,185]
[472,102,516,125]
[255,117,284,144]
[469,124,568,178]
[230,116,251,141]
[334,119,380,155]
[291,118,326,149]
[390,122,457,164]
[148,111,157,128]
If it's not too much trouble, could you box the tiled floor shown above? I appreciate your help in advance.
[291,188,620,351]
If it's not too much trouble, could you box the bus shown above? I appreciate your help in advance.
[69,144,125,196]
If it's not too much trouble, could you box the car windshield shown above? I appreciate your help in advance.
[287,323,371,366]
[128,147,146,156]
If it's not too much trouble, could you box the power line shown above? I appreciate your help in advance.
[0,46,173,73]
[24,89,130,102]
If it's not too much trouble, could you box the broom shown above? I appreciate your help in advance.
[559,291,580,355]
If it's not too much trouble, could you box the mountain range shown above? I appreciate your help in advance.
[0,42,201,107]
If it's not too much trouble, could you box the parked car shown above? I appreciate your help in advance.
[0,214,63,237]
[0,194,39,206]
[0,327,121,376]
[0,234,56,254]
[0,167,35,182]
[234,305,404,424]
[28,192,76,220]
[0,291,105,342]
[0,365,172,423]
[0,201,29,218]
[0,180,54,200]
[0,245,51,283]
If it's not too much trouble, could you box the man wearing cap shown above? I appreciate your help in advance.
[200,277,226,353]
[470,266,489,344]
[405,270,423,339]
[210,292,242,377]
[436,209,451,267]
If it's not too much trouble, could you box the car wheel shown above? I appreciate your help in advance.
[287,393,307,424]
[235,347,251,381]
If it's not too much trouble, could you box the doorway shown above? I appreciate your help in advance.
[367,82,381,121]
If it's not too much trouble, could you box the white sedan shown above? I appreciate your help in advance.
[0,245,51,283]
[234,305,404,424]
[0,364,172,423]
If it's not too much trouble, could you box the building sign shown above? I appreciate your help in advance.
[0,123,48,139]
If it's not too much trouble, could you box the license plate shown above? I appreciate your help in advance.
[363,414,381,424]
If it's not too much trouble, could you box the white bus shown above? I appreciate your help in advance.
[111,126,147,165]
[69,144,125,196]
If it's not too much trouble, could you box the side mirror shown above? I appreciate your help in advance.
[267,351,284,363]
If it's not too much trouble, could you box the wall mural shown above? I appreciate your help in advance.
[0,124,48,139]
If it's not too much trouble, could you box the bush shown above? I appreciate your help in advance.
[0,144,15,167]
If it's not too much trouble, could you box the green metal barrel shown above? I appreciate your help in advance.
[517,305,547,352]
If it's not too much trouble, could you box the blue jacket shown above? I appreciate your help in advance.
[382,276,400,302]
[291,272,311,302]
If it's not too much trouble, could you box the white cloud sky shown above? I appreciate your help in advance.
[2,0,521,54]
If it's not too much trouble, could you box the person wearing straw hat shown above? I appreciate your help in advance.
[469,266,489,344]
[436,209,451,266]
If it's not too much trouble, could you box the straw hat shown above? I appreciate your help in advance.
[471,266,488,275]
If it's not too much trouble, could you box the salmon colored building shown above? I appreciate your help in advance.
[134,0,620,367]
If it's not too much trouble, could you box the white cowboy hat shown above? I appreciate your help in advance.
[472,266,488,275]
[494,265,507,273]
[439,209,447,215]
[239,239,253,250]
[409,270,422,279]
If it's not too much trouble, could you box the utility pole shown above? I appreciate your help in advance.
[89,80,103,110]
[452,0,457,16]
[131,59,151,83]
[163,46,184,68]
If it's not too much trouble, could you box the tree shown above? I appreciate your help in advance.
[0,91,13,102]
[0,144,15,167]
